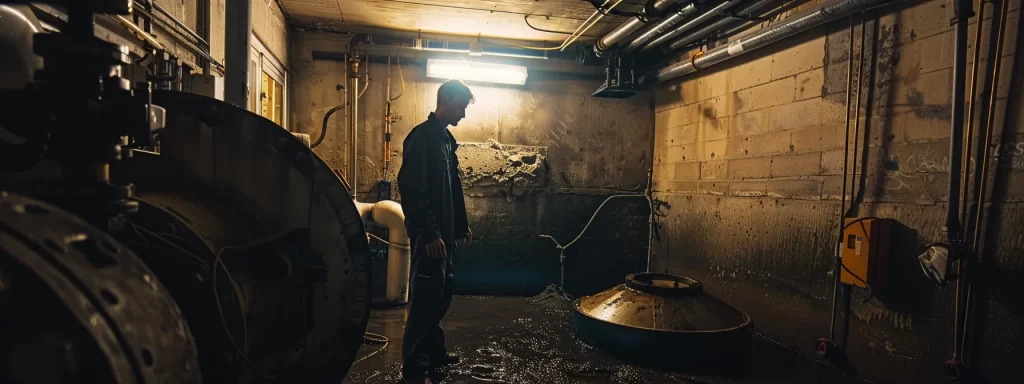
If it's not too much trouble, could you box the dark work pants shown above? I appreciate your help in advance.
[401,237,456,378]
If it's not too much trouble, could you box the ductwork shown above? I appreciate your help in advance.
[357,200,412,305]
[666,0,779,51]
[641,0,738,52]
[647,0,887,84]
[594,0,684,54]
[622,1,700,52]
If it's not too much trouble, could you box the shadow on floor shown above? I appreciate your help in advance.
[344,296,867,384]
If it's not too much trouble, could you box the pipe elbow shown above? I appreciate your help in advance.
[370,200,408,240]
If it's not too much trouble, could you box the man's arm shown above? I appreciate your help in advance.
[397,133,443,243]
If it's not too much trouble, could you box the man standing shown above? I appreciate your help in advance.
[397,79,474,384]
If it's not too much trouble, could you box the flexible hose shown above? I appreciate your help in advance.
[312,104,345,148]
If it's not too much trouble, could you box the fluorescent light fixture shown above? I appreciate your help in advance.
[426,59,528,86]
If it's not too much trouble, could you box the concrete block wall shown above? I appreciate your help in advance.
[651,1,1024,383]
[290,30,655,296]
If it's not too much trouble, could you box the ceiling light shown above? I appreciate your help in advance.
[426,59,528,86]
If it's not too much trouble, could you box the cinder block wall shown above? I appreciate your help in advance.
[651,1,1023,382]
[290,30,655,296]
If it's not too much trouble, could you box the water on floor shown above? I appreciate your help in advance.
[344,296,867,383]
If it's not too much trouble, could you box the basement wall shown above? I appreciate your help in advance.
[290,30,654,296]
[651,1,1023,383]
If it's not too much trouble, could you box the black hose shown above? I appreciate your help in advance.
[312,104,345,149]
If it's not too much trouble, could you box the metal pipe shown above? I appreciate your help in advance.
[372,201,411,305]
[348,56,360,198]
[595,0,683,54]
[114,15,164,50]
[197,0,211,73]
[959,0,1008,367]
[829,15,857,342]
[224,0,252,108]
[642,1,737,52]
[355,200,412,305]
[666,0,779,51]
[622,2,699,52]
[647,0,887,85]
[149,1,210,48]
[945,0,973,373]
[969,0,1008,261]
[960,0,985,241]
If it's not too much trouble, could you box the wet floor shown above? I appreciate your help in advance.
[344,295,867,384]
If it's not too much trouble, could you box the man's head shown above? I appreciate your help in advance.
[434,79,474,127]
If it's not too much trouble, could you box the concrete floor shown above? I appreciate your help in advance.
[344,296,868,384]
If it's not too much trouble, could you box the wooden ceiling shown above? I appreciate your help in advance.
[279,0,647,42]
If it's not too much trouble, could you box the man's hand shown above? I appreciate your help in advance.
[426,237,447,259]
[465,227,473,247]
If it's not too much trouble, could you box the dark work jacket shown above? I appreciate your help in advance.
[397,113,469,243]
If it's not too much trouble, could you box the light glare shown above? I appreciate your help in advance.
[426,59,528,86]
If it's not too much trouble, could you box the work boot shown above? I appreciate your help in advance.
[428,368,446,383]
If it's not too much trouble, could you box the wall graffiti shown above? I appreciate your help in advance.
[992,142,1024,169]
[880,145,972,191]
[878,142,1023,192]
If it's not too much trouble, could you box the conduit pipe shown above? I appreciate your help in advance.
[356,200,412,305]
[595,0,685,54]
[666,0,779,51]
[622,1,700,52]
[641,0,737,52]
[647,0,887,85]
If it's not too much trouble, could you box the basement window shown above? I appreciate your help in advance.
[249,34,288,129]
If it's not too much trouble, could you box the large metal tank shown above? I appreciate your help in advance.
[573,273,753,370]
[102,91,370,383]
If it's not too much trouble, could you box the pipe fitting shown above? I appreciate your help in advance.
[357,200,412,305]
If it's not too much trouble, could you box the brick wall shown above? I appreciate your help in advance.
[650,0,1024,382]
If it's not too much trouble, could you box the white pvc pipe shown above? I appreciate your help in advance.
[355,200,412,305]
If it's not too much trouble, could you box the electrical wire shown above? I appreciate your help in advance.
[539,194,646,251]
[390,57,406,102]
[212,231,296,380]
[357,55,370,99]
[367,232,390,245]
[524,14,599,36]
[582,0,643,17]
[353,332,390,364]
[128,221,211,275]
[515,0,623,51]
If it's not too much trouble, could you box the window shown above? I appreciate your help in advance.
[262,71,284,126]
[249,35,287,129]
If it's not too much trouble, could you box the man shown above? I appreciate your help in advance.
[397,79,474,384]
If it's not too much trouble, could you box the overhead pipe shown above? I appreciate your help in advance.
[622,1,700,52]
[641,0,738,52]
[646,0,888,85]
[355,200,412,305]
[595,0,685,54]
[666,0,779,51]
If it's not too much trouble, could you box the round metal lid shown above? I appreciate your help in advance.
[574,273,750,333]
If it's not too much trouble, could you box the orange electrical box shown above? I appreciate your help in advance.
[840,218,892,290]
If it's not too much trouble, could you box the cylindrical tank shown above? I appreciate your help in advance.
[573,273,753,370]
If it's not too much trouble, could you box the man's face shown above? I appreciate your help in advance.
[442,96,471,126]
